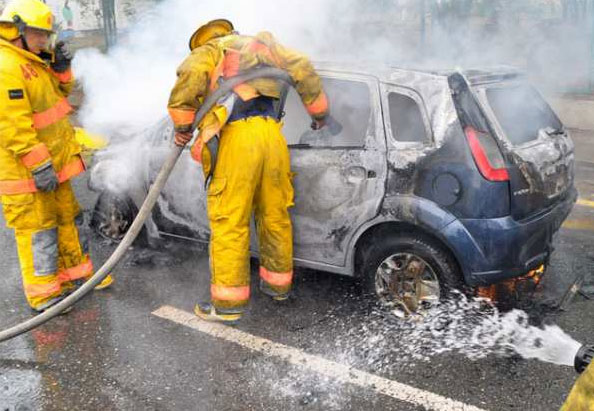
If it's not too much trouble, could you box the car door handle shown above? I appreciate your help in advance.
[345,166,376,183]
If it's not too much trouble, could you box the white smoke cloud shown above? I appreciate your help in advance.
[73,0,339,137]
[73,0,593,138]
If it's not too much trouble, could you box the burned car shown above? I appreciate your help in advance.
[89,64,576,315]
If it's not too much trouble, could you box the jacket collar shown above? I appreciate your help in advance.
[0,37,47,65]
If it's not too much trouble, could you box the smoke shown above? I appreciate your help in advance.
[73,0,593,138]
[73,0,341,137]
[73,0,585,241]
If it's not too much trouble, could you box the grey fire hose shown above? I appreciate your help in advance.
[0,67,294,343]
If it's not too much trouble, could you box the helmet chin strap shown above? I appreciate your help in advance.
[12,14,30,52]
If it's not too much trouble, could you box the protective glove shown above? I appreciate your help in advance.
[311,114,343,136]
[50,41,72,73]
[174,131,193,147]
[310,116,327,131]
[32,163,59,192]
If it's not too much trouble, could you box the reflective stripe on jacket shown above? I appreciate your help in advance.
[167,32,328,163]
[0,38,82,198]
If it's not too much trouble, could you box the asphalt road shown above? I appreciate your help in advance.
[0,131,593,411]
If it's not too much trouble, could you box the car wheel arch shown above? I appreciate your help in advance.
[347,196,471,281]
[351,220,463,280]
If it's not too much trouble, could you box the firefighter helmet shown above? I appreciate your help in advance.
[188,19,234,51]
[0,0,54,41]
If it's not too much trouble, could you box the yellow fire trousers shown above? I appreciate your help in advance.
[562,363,594,410]
[1,181,93,311]
[207,117,294,311]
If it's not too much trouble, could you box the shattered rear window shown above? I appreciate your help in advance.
[486,85,562,146]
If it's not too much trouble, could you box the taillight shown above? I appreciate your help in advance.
[464,126,509,182]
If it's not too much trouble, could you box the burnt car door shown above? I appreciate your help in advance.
[379,83,435,197]
[271,73,387,267]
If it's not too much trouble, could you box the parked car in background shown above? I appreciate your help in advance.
[89,64,576,316]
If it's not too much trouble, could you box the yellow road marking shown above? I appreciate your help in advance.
[577,198,594,209]
[563,219,594,231]
[153,305,485,411]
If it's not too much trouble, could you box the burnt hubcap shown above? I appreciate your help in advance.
[95,199,131,242]
[375,253,440,318]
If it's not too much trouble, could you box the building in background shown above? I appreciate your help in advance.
[38,0,153,33]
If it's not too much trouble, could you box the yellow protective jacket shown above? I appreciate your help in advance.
[167,32,328,164]
[562,362,594,410]
[0,38,84,198]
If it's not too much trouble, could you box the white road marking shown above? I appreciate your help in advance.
[153,305,486,411]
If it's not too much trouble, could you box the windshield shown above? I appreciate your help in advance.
[486,84,563,145]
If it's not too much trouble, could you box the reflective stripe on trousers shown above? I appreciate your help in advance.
[3,182,93,310]
[259,267,293,296]
[211,284,250,302]
[17,227,93,309]
[207,117,294,310]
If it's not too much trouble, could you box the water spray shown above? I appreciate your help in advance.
[0,67,295,343]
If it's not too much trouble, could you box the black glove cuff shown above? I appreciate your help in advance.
[51,61,71,73]
[33,162,53,174]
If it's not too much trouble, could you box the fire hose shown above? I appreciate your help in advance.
[0,67,296,343]
[575,345,594,374]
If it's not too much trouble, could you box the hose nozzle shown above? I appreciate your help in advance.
[575,345,594,374]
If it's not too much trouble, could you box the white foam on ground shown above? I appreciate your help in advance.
[153,293,582,409]
[327,292,581,371]
[153,305,485,411]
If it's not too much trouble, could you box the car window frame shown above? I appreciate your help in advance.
[161,72,384,152]
[380,83,433,149]
[282,71,384,151]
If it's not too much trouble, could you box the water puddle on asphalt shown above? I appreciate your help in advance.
[0,368,43,410]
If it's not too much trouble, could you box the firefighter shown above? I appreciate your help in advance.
[168,19,329,322]
[0,0,113,313]
[562,362,594,410]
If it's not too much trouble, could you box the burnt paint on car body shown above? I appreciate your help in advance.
[90,63,576,287]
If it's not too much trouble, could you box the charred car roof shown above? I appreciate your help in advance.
[314,61,525,86]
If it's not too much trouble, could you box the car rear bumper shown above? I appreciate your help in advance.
[440,187,577,286]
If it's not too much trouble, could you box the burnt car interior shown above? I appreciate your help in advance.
[486,84,564,145]
[387,92,430,144]
[282,77,371,148]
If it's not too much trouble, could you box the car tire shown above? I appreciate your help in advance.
[361,232,463,316]
[90,190,140,244]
